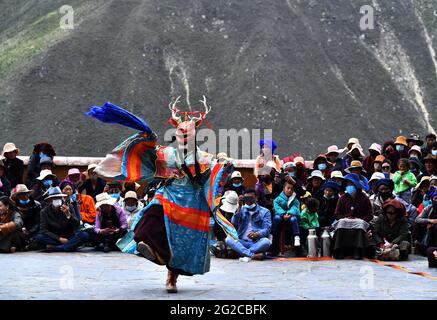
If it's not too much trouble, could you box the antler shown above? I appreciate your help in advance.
[168,96,182,123]
[190,95,211,122]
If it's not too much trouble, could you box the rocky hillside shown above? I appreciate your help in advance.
[0,0,436,158]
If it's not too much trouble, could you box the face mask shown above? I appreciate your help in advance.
[52,199,63,208]
[346,185,357,196]
[110,193,120,199]
[232,182,242,188]
[125,205,137,212]
[318,163,327,171]
[43,180,53,188]
[19,199,30,205]
[396,145,405,152]
[379,191,392,200]
[432,150,437,156]
[324,195,334,200]
[244,203,256,210]
[287,172,295,178]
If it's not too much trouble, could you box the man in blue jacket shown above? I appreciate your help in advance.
[225,188,272,262]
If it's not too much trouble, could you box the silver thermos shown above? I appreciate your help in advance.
[307,229,318,257]
[321,228,331,257]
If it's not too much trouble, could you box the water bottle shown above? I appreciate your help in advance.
[307,229,318,257]
[321,228,331,257]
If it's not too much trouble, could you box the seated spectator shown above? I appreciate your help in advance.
[393,136,409,169]
[0,160,12,197]
[255,165,277,212]
[423,154,437,177]
[271,179,302,256]
[342,142,364,170]
[333,173,373,260]
[0,196,24,253]
[325,145,344,172]
[293,156,308,185]
[10,184,41,249]
[415,190,437,251]
[393,158,417,203]
[381,159,394,179]
[32,169,59,205]
[318,181,340,228]
[363,143,382,178]
[59,180,81,221]
[313,154,331,179]
[88,193,128,253]
[370,179,418,228]
[372,155,386,175]
[66,168,84,188]
[26,142,56,188]
[299,197,320,252]
[411,176,430,209]
[225,189,271,261]
[345,160,370,193]
[35,187,89,252]
[372,199,411,261]
[408,145,423,161]
[406,133,423,148]
[330,171,344,189]
[408,156,425,180]
[224,171,246,196]
[2,143,24,188]
[77,193,97,225]
[105,181,123,205]
[121,191,144,230]
[368,172,385,195]
[210,190,240,258]
[306,170,325,199]
[422,134,436,158]
[79,164,106,201]
[427,247,437,268]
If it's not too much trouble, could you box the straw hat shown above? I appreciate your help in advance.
[330,171,344,179]
[345,160,366,174]
[12,184,33,195]
[347,144,365,157]
[2,143,19,156]
[124,191,138,201]
[95,192,117,208]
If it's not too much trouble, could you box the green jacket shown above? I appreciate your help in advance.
[392,171,417,194]
[273,191,300,217]
[299,208,319,230]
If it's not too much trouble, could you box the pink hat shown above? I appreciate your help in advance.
[326,145,344,155]
[68,168,81,176]
[408,145,422,156]
[369,143,382,154]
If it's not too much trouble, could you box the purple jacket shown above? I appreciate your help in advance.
[95,203,128,233]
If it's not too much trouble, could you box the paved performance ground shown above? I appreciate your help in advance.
[1,250,436,300]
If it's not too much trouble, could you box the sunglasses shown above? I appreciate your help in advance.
[382,166,390,170]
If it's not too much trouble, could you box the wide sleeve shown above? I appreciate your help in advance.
[203,160,239,240]
[94,131,158,183]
